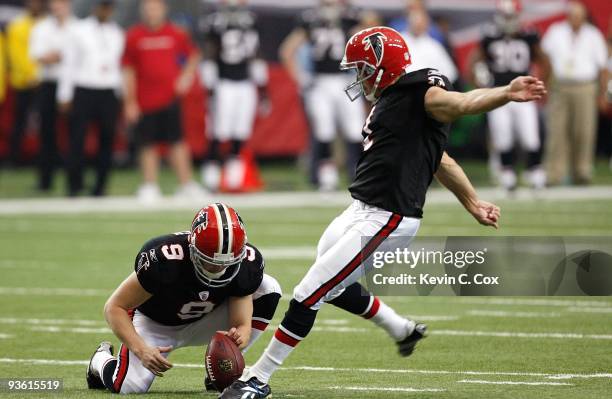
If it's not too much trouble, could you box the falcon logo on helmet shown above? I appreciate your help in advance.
[189,203,247,287]
[191,209,209,231]
[340,26,412,102]
[363,32,386,65]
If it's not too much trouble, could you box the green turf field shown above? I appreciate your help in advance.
[0,199,611,398]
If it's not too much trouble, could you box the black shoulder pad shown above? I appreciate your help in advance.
[134,233,190,294]
[398,69,452,91]
[229,244,265,297]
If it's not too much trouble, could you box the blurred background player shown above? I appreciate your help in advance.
[6,0,45,167]
[280,0,365,191]
[199,0,268,192]
[122,0,205,202]
[0,24,6,110]
[470,0,550,192]
[401,8,458,85]
[542,0,608,186]
[58,0,124,197]
[389,0,446,45]
[29,0,75,193]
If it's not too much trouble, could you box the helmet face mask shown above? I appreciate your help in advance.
[189,244,244,288]
[495,13,520,35]
[341,61,377,101]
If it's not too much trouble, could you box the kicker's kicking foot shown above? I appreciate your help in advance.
[397,323,427,357]
[219,377,271,399]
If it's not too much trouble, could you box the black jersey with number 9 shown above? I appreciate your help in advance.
[134,232,264,326]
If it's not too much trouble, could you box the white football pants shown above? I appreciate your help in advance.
[212,79,257,141]
[293,200,421,310]
[488,101,540,153]
[304,74,365,143]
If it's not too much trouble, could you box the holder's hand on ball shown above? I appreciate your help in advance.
[219,327,248,349]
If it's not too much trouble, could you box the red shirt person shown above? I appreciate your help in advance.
[122,0,204,202]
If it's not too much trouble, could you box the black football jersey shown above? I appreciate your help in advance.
[299,8,360,74]
[134,232,264,326]
[200,9,260,81]
[349,69,453,218]
[481,24,539,86]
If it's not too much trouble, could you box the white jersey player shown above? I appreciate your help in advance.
[199,0,268,191]
[280,0,365,191]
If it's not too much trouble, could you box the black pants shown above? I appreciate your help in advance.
[67,87,119,196]
[8,87,37,164]
[37,82,59,190]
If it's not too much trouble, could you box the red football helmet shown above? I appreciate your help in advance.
[189,203,247,287]
[340,26,412,102]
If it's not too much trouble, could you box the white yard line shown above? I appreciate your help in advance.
[21,322,612,341]
[1,358,610,381]
[454,297,612,308]
[259,247,316,260]
[3,286,611,312]
[0,315,451,327]
[404,315,460,321]
[0,287,107,296]
[290,366,612,380]
[458,379,573,386]
[0,334,12,339]
[566,307,612,314]
[432,329,612,340]
[1,186,611,215]
[0,317,106,326]
[467,310,561,318]
[30,326,111,334]
[329,386,445,392]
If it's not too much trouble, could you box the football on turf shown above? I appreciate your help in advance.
[205,332,245,391]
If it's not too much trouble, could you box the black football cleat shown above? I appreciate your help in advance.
[86,341,114,389]
[204,375,217,392]
[218,377,271,399]
[397,323,428,357]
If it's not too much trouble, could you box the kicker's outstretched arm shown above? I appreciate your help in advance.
[425,76,547,123]
[435,152,501,229]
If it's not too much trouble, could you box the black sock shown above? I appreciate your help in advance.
[500,150,515,168]
[231,139,243,157]
[280,299,318,339]
[101,359,118,392]
[328,282,372,316]
[207,139,221,162]
[526,150,541,169]
[253,292,282,322]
